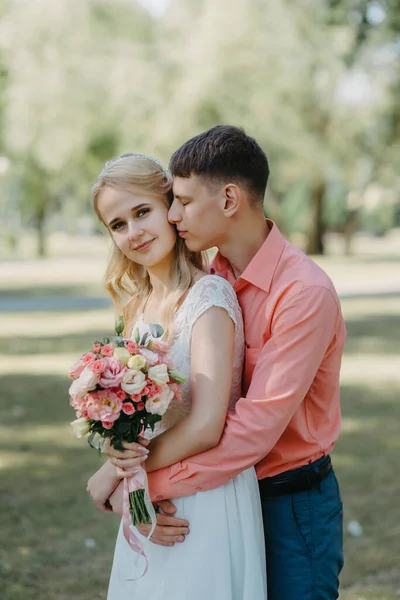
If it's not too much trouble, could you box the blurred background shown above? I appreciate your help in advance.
[0,1,399,599]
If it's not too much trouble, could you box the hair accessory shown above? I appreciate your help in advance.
[99,153,165,179]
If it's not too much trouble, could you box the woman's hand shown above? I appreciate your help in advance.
[87,460,121,512]
[103,437,150,478]
[108,481,124,515]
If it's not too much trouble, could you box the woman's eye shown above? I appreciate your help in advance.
[111,221,124,231]
[137,208,150,218]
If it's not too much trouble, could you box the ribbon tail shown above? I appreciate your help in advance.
[122,467,157,581]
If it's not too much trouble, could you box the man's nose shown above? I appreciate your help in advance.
[168,199,181,224]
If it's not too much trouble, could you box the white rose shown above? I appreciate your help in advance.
[69,366,99,399]
[70,417,91,438]
[113,347,131,366]
[145,384,174,416]
[127,354,147,371]
[121,369,147,395]
[148,363,169,385]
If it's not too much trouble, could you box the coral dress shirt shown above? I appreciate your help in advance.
[148,220,346,501]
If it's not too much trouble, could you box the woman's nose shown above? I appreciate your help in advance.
[127,220,144,240]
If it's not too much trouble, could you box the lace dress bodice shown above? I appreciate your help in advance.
[132,275,244,439]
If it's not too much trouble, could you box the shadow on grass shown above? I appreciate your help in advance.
[344,313,400,355]
[0,330,114,356]
[0,283,102,299]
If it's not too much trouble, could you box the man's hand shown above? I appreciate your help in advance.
[137,499,190,547]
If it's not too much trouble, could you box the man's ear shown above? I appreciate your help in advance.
[222,184,241,216]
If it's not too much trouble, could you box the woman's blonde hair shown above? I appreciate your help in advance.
[91,153,205,341]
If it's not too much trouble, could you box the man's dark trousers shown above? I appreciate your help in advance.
[259,456,344,600]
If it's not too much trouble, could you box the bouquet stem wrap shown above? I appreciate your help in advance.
[123,466,157,579]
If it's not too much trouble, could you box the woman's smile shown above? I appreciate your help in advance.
[133,238,156,252]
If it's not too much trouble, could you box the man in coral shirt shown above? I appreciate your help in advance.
[105,125,346,599]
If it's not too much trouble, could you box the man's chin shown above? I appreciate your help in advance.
[184,238,211,253]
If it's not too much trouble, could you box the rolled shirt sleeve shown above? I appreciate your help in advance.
[148,284,341,501]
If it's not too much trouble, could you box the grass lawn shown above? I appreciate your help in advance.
[1,259,400,599]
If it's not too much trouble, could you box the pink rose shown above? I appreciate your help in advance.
[136,402,145,411]
[68,358,86,379]
[92,358,106,375]
[101,343,115,357]
[93,343,102,353]
[129,393,142,403]
[147,383,161,398]
[116,389,127,401]
[125,341,137,354]
[82,352,96,366]
[99,357,127,388]
[101,420,114,429]
[122,402,135,415]
[86,389,122,422]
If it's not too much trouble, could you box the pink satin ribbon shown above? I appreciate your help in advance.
[122,469,152,580]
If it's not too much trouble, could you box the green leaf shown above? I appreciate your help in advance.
[149,323,164,338]
[140,332,149,345]
[115,314,125,336]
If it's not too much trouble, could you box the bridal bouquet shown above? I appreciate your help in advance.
[68,316,185,526]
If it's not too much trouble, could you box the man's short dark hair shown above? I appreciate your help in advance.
[169,125,270,204]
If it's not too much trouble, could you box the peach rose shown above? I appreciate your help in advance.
[125,341,137,354]
[82,352,96,366]
[91,358,106,375]
[122,402,135,415]
[101,344,115,357]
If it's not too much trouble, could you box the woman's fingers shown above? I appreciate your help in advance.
[115,458,147,478]
[104,441,149,460]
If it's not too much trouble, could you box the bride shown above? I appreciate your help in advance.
[86,153,266,599]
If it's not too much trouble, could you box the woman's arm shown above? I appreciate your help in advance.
[86,459,121,511]
[145,305,235,472]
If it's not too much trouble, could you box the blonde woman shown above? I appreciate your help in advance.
[87,154,266,600]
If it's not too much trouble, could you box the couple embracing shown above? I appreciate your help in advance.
[87,125,346,599]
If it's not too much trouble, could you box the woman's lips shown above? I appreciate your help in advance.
[134,238,155,252]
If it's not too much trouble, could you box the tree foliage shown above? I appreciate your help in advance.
[0,0,398,256]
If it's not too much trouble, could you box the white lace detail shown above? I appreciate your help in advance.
[132,275,244,439]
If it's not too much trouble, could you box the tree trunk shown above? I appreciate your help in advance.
[36,212,47,258]
[306,180,326,255]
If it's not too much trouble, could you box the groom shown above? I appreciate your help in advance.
[143,126,345,599]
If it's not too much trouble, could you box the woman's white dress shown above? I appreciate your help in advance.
[107,275,267,600]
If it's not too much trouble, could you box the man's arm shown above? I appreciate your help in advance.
[148,285,342,501]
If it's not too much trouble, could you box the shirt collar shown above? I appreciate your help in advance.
[210,220,286,293]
